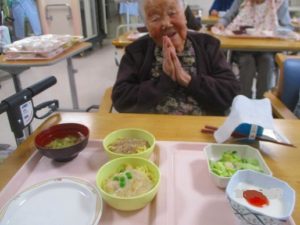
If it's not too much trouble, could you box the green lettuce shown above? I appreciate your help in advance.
[209,151,263,177]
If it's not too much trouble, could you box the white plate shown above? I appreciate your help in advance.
[0,177,103,225]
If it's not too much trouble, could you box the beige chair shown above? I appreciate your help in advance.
[98,86,113,114]
[264,53,300,119]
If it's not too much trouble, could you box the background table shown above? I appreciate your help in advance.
[0,42,92,110]
[112,31,300,52]
[112,32,300,65]
[209,34,300,61]
[0,112,299,223]
[201,15,219,25]
[213,34,300,52]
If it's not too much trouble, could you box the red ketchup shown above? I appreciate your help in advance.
[243,190,269,207]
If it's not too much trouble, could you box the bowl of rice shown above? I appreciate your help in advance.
[96,156,160,211]
[102,128,155,160]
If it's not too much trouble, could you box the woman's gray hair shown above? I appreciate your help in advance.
[138,0,185,22]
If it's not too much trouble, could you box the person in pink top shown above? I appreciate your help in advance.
[214,0,292,99]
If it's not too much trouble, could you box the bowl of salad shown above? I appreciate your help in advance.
[102,128,156,160]
[204,144,272,188]
[35,123,89,162]
[96,156,160,211]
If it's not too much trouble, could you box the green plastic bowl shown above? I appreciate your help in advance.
[96,157,160,211]
[102,128,156,160]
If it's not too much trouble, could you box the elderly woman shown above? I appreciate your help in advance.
[214,0,292,99]
[112,0,240,115]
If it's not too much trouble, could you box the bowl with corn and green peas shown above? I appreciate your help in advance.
[96,156,160,211]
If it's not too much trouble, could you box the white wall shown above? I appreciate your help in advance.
[186,0,213,16]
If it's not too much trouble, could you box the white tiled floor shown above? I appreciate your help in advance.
[0,38,118,150]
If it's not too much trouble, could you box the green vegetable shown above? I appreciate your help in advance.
[210,151,263,177]
[116,173,134,188]
[45,135,79,149]
[125,172,132,179]
[113,176,119,181]
[119,180,126,188]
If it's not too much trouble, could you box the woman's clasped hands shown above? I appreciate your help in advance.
[162,36,191,87]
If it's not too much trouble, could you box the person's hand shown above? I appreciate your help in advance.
[210,10,219,17]
[169,50,191,87]
[162,36,191,87]
[162,36,176,81]
[213,23,225,31]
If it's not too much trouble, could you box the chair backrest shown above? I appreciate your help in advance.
[98,87,113,114]
[281,58,300,111]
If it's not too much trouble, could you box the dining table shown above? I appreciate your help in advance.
[111,29,300,64]
[0,42,92,110]
[209,32,300,61]
[211,33,300,52]
[111,30,300,53]
[201,15,219,25]
[0,112,299,223]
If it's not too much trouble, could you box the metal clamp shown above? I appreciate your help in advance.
[45,3,72,21]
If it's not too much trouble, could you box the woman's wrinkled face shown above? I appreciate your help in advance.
[144,0,187,52]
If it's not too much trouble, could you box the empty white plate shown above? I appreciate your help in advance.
[0,177,103,225]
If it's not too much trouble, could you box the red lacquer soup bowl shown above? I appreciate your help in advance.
[35,123,89,162]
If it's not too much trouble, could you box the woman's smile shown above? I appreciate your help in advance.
[164,31,177,38]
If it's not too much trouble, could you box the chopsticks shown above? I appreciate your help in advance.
[201,125,248,139]
[201,125,296,148]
